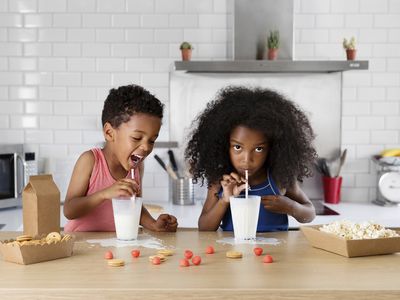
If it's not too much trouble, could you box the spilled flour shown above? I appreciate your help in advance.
[86,233,166,249]
[216,237,281,246]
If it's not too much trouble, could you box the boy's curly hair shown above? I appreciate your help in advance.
[185,86,317,189]
[102,84,164,128]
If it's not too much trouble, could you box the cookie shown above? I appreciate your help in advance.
[46,232,62,242]
[16,235,32,242]
[157,249,174,256]
[107,259,125,267]
[61,234,72,242]
[148,254,166,262]
[226,251,243,259]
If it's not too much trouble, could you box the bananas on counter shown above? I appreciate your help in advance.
[381,148,400,157]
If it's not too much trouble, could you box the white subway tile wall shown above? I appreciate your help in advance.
[0,0,399,203]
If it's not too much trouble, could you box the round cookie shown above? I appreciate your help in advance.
[46,232,62,242]
[226,251,243,259]
[108,259,125,267]
[157,249,174,256]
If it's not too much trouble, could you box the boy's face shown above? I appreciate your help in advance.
[229,125,269,180]
[107,113,161,171]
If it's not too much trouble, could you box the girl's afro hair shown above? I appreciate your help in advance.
[184,86,317,189]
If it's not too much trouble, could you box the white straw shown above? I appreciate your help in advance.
[130,168,136,199]
[245,169,248,199]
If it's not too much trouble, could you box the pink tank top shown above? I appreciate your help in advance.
[64,148,140,232]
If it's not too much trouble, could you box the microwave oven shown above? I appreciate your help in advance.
[0,144,37,209]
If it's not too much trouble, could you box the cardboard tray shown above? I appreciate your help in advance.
[300,225,400,257]
[0,237,75,265]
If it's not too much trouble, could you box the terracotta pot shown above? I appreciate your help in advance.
[181,49,192,61]
[267,48,278,60]
[346,49,356,61]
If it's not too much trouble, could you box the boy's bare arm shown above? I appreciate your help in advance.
[63,151,101,219]
[198,184,229,231]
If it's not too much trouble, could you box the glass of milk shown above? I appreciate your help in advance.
[112,196,143,240]
[229,195,261,240]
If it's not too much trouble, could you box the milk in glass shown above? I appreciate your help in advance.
[112,197,142,240]
[230,195,261,240]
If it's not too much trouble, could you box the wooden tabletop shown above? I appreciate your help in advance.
[1,229,400,299]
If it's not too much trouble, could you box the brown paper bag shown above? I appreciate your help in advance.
[23,174,60,236]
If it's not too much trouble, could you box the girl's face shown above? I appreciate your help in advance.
[229,125,269,181]
[108,113,161,171]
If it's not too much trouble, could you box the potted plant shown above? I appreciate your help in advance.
[266,30,280,60]
[179,41,193,61]
[343,37,356,61]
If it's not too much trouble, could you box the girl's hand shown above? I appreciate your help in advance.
[220,172,247,203]
[151,214,178,232]
[101,178,140,199]
[261,195,294,215]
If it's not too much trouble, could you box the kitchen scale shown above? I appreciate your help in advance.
[372,156,400,206]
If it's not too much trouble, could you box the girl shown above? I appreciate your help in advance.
[185,86,316,232]
[64,84,178,232]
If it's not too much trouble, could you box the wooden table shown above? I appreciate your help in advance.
[1,229,400,299]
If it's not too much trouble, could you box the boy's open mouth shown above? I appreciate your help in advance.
[130,154,144,168]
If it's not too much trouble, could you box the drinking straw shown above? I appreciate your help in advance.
[245,170,248,199]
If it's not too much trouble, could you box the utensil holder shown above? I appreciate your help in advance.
[170,177,195,205]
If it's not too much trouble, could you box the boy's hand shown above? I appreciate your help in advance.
[261,195,293,215]
[220,172,247,202]
[101,178,140,199]
[151,214,178,232]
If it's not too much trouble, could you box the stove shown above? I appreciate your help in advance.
[311,199,339,216]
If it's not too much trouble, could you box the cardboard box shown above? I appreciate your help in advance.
[23,174,60,236]
[0,174,76,265]
[301,225,400,257]
[0,235,74,265]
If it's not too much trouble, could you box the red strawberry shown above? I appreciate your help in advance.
[192,255,201,265]
[263,255,273,263]
[205,246,215,254]
[179,258,190,267]
[184,250,193,259]
[253,247,263,256]
[104,250,113,259]
[131,249,140,258]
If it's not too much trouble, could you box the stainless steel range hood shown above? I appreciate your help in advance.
[174,0,368,73]
[174,60,369,73]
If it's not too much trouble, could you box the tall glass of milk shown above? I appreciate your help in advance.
[112,196,142,240]
[229,195,261,240]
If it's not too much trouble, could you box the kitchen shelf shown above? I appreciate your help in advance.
[174,60,369,73]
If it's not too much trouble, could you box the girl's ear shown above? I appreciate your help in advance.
[103,122,115,142]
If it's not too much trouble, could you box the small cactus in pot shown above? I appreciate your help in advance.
[266,30,280,60]
[180,41,193,61]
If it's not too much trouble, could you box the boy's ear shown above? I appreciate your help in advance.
[103,122,115,142]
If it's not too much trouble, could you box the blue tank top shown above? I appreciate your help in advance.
[220,171,288,232]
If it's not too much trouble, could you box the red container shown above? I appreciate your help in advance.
[322,176,342,204]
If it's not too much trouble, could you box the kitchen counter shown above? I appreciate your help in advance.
[147,200,400,229]
[1,200,400,231]
[1,229,400,299]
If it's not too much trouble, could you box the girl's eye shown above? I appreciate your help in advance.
[255,147,264,153]
[132,137,141,141]
[233,145,241,151]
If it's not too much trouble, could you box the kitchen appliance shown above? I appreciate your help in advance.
[0,144,37,209]
[372,156,400,206]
